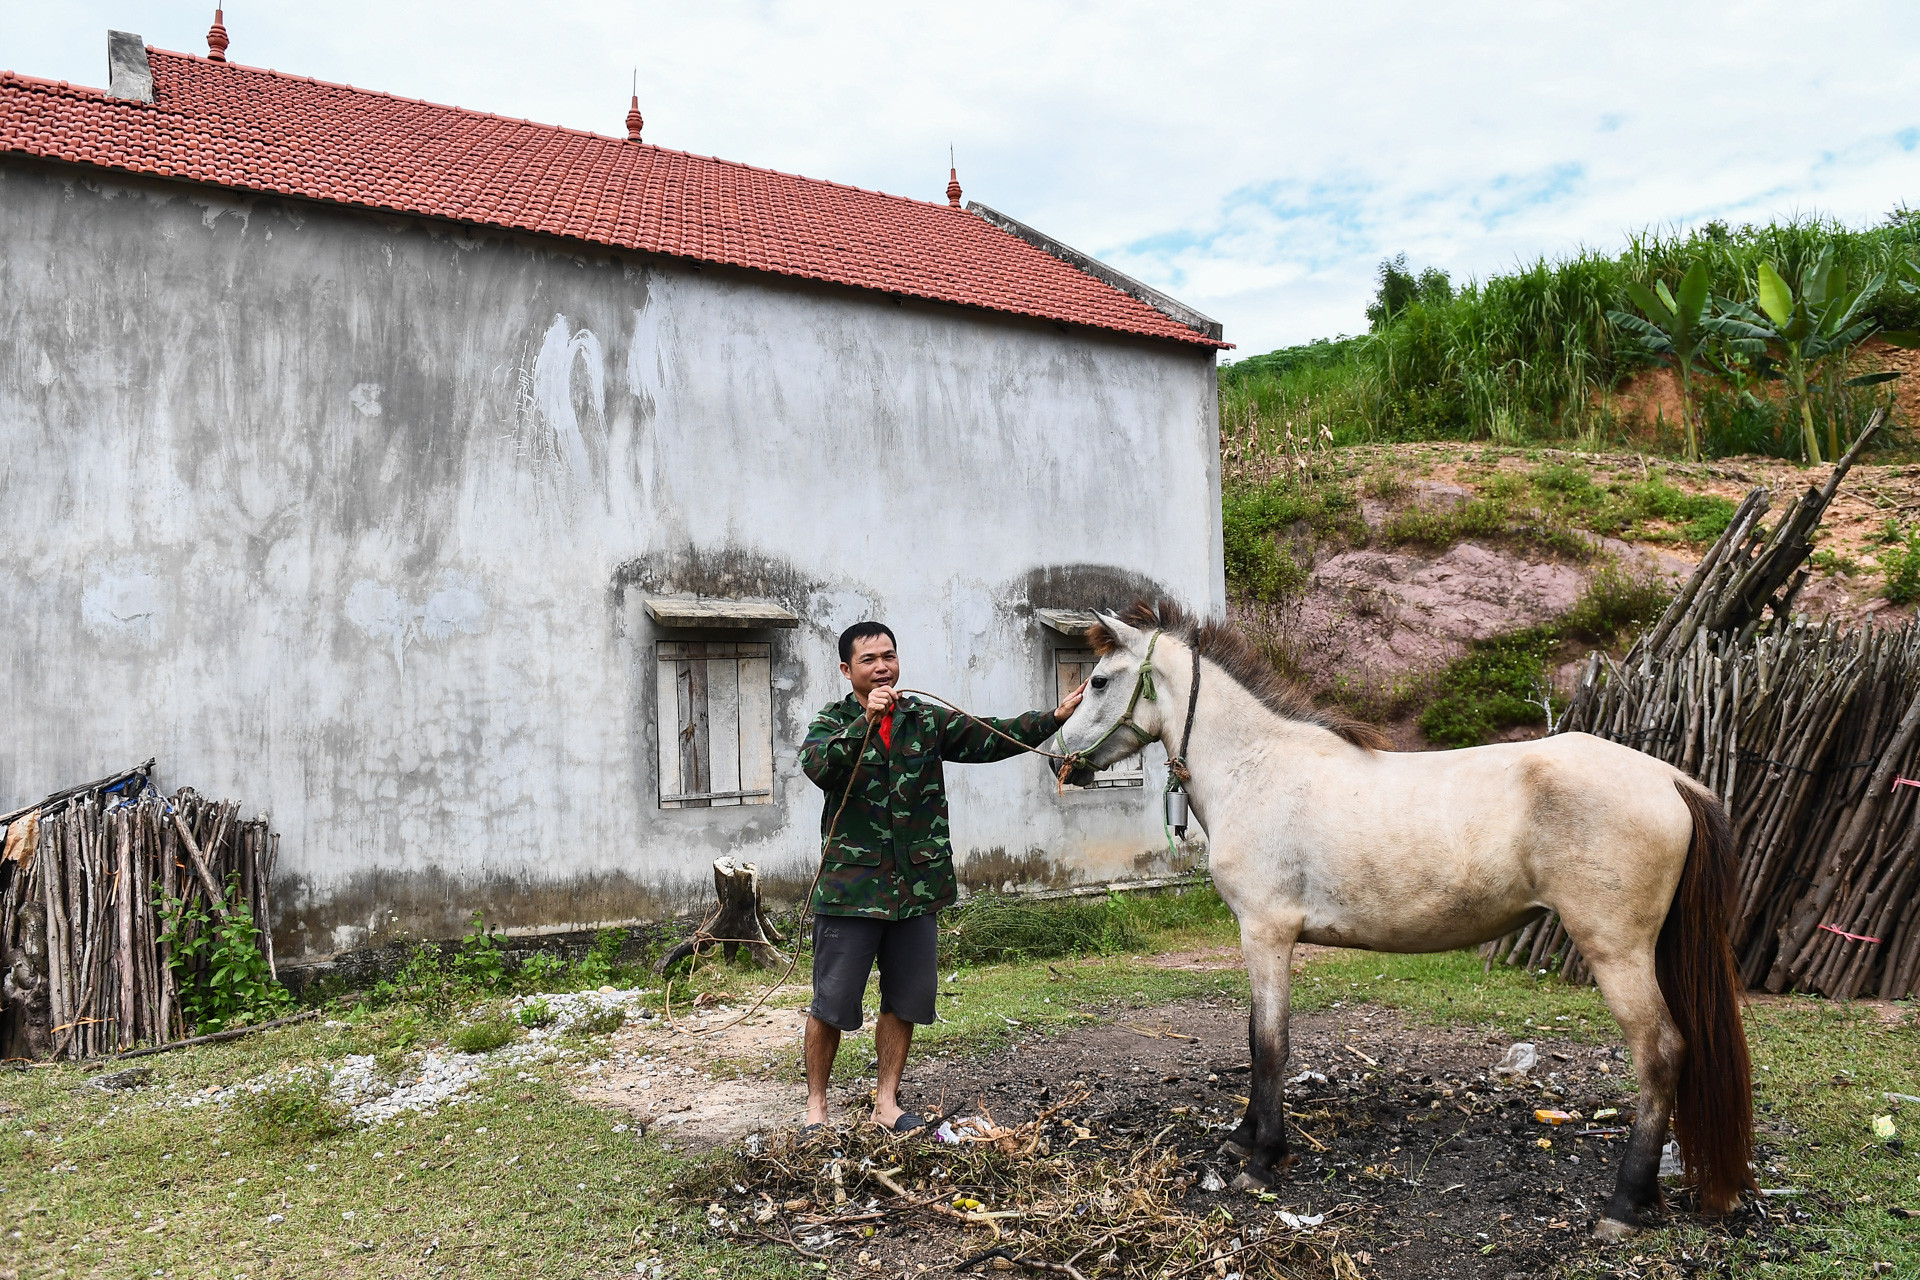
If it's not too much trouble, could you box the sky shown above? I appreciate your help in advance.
[10,2,1920,357]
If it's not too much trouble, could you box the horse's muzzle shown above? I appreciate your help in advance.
[1059,759,1098,788]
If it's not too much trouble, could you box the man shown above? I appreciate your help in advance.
[799,621,1084,1130]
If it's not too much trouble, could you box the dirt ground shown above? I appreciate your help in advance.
[591,990,1802,1280]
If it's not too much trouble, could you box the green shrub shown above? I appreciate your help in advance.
[573,928,628,987]
[514,951,570,993]
[1419,628,1563,748]
[1560,562,1672,644]
[367,944,460,1017]
[1220,478,1363,601]
[517,997,557,1028]
[1882,524,1920,604]
[453,912,508,989]
[236,1079,347,1147]
[155,880,293,1035]
[449,1016,517,1054]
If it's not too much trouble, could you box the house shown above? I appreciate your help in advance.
[0,23,1227,967]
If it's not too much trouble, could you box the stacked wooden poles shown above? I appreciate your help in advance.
[0,781,279,1059]
[1482,411,1920,999]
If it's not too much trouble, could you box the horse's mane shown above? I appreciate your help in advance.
[1087,598,1391,752]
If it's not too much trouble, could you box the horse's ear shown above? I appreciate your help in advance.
[1095,611,1147,654]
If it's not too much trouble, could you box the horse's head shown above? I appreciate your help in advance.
[1055,611,1167,784]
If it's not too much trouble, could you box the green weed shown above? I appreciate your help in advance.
[448,1015,517,1054]
[517,997,557,1028]
[156,881,292,1035]
[572,1005,628,1036]
[233,1078,347,1147]
[1220,476,1363,600]
[1559,561,1672,644]
[1419,627,1563,748]
[1881,523,1920,603]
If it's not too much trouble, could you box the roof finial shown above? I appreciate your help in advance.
[946,145,962,208]
[207,7,229,62]
[626,70,643,142]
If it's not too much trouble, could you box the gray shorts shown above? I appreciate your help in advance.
[809,913,938,1031]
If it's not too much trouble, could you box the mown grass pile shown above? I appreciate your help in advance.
[940,885,1235,966]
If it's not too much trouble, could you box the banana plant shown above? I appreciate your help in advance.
[1608,261,1719,460]
[1714,249,1911,463]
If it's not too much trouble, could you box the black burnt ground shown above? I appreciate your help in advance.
[700,1000,1797,1280]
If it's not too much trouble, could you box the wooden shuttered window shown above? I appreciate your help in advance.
[657,642,774,808]
[1054,649,1145,788]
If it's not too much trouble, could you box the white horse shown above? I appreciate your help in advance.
[1054,601,1754,1239]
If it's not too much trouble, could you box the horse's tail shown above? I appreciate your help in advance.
[1658,779,1756,1215]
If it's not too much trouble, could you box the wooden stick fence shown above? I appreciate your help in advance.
[1482,411,1920,998]
[0,767,279,1059]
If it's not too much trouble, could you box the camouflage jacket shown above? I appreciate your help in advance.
[801,693,1058,920]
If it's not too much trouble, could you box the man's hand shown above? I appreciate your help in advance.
[865,685,897,722]
[1053,680,1086,722]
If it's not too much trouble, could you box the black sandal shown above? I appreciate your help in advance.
[890,1112,928,1133]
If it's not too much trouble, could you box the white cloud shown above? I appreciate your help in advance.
[15,2,1920,355]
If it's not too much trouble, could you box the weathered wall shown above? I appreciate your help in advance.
[0,159,1224,963]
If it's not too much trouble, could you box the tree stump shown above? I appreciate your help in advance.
[654,857,789,973]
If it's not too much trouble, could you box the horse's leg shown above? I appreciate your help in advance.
[1582,950,1685,1239]
[1217,1013,1256,1160]
[1231,926,1299,1191]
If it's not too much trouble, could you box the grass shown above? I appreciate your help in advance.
[3,889,1912,1280]
[448,1015,519,1054]
[0,1014,771,1279]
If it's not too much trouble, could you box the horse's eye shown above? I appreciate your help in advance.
[1090,675,1109,692]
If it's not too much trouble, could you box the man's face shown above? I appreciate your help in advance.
[841,634,899,701]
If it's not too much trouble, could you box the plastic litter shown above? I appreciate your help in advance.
[1276,1211,1324,1230]
[1493,1043,1538,1079]
[1872,1114,1898,1141]
[1534,1109,1574,1125]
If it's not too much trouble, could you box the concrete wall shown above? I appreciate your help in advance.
[0,158,1224,963]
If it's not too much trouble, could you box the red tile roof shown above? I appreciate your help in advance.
[0,47,1224,348]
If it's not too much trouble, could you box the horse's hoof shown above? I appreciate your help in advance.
[1592,1217,1638,1242]
[1229,1170,1271,1193]
[1217,1138,1251,1161]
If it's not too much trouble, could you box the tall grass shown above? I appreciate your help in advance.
[1218,210,1919,459]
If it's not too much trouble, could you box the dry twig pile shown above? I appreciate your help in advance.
[710,1091,1360,1280]
[0,764,279,1058]
[1485,412,1920,998]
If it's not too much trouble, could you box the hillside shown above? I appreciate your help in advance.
[1225,441,1918,749]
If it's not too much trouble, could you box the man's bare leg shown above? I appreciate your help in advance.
[871,1010,914,1128]
[804,1015,841,1126]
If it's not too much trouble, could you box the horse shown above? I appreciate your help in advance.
[1053,600,1754,1239]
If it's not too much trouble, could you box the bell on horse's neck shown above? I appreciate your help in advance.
[1165,786,1189,837]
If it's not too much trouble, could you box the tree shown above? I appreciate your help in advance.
[1608,261,1719,460]
[1366,254,1453,330]
[1716,249,1907,463]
